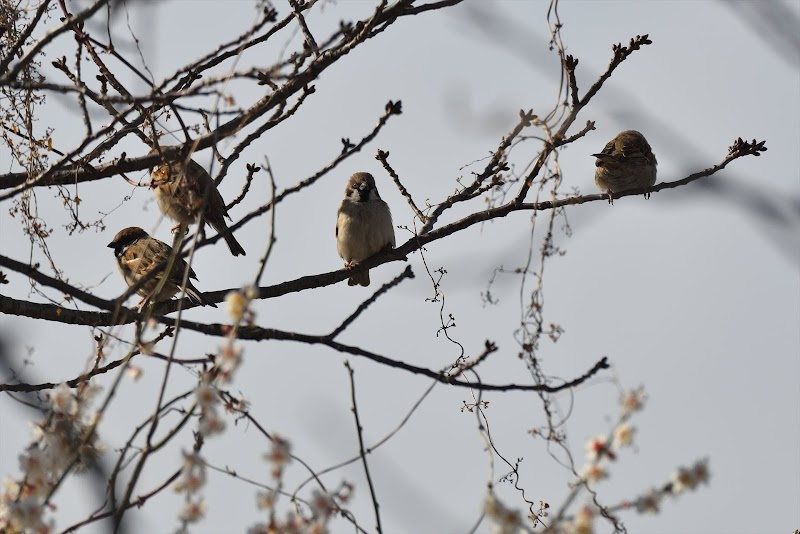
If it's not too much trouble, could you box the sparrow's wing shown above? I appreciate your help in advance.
[118,239,168,293]
[619,135,657,166]
[142,239,171,283]
[184,281,216,307]
[597,138,617,157]
[149,239,212,305]
[187,162,227,214]
[183,161,207,195]
[119,244,146,277]
[177,257,199,282]
[144,238,200,281]
[384,202,395,248]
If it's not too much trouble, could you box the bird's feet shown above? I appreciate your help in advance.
[606,190,614,205]
[344,260,358,270]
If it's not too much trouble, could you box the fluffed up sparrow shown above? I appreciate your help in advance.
[336,172,395,287]
[593,130,657,204]
[108,226,215,310]
[149,148,246,256]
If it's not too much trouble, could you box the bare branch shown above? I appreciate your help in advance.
[375,145,428,223]
[327,266,415,339]
[344,362,383,534]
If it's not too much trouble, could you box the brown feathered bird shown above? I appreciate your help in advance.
[108,226,215,310]
[593,130,657,204]
[150,148,246,256]
[336,172,395,286]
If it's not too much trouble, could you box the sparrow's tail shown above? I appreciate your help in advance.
[348,270,370,287]
[212,221,246,257]
[185,285,217,308]
[223,232,247,257]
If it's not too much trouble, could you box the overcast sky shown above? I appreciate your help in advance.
[1,1,798,533]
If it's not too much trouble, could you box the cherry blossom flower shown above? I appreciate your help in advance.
[585,435,615,461]
[174,451,206,493]
[198,410,226,437]
[671,466,697,494]
[621,387,647,415]
[310,489,336,521]
[265,435,292,477]
[50,383,77,417]
[692,459,710,486]
[579,463,608,483]
[215,343,242,381]
[613,423,636,448]
[196,383,219,410]
[225,290,249,323]
[483,492,522,534]
[178,498,206,523]
[635,488,661,514]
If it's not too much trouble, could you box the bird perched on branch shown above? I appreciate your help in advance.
[593,130,657,203]
[149,147,246,256]
[108,226,215,310]
[336,172,395,287]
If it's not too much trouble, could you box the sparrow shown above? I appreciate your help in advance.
[336,172,395,287]
[107,226,215,310]
[593,130,657,204]
[149,148,246,256]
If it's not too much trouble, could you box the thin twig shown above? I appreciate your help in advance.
[253,156,278,286]
[344,362,383,534]
[375,147,427,223]
[326,266,414,339]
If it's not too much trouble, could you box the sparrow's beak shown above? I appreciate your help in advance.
[107,241,116,248]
